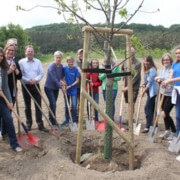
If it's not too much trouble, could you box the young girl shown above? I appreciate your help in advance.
[141,55,158,133]
[155,54,176,139]
[86,59,102,122]
[163,46,180,137]
[0,47,22,152]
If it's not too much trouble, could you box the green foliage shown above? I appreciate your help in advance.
[118,8,127,18]
[26,23,180,56]
[0,23,39,59]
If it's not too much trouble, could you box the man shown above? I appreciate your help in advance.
[121,47,141,114]
[19,45,48,132]
[74,49,83,120]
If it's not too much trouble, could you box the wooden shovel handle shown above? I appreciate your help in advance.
[64,92,73,120]
[119,91,124,117]
[136,86,143,119]
[153,87,166,127]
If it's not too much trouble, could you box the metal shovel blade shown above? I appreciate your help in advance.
[86,119,95,130]
[17,136,30,149]
[146,126,158,142]
[168,134,180,153]
[69,122,78,132]
[133,123,141,136]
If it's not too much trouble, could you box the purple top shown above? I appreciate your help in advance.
[44,62,63,90]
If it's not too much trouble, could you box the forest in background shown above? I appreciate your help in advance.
[0,23,179,60]
[27,22,180,54]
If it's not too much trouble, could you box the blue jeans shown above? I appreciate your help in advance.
[0,97,19,149]
[64,95,77,123]
[44,87,59,125]
[103,90,117,119]
[87,92,99,121]
[175,93,180,136]
[145,92,156,129]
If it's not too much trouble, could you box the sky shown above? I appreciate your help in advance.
[0,0,179,29]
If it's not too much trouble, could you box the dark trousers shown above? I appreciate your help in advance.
[44,87,59,125]
[0,97,19,149]
[161,95,176,133]
[22,84,43,128]
[145,93,156,129]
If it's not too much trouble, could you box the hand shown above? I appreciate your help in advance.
[162,80,170,87]
[0,89,2,97]
[90,81,93,87]
[9,62,16,72]
[60,80,66,86]
[122,87,128,92]
[7,103,13,110]
[66,85,72,90]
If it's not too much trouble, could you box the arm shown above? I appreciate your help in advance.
[98,66,106,80]
[34,61,44,83]
[132,63,141,86]
[113,65,121,81]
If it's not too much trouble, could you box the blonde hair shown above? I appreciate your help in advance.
[161,53,173,65]
[54,51,63,57]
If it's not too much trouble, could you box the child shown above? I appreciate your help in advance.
[0,47,22,152]
[141,55,158,133]
[61,56,80,126]
[155,53,176,139]
[86,59,102,122]
[99,56,121,119]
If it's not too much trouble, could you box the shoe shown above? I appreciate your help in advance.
[142,128,149,133]
[60,120,69,127]
[15,147,22,152]
[27,125,31,131]
[167,132,176,140]
[159,130,171,138]
[38,126,49,133]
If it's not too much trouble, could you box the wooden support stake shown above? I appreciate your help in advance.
[75,31,89,164]
[126,35,134,170]
[82,89,133,148]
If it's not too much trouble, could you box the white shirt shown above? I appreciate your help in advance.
[19,57,44,84]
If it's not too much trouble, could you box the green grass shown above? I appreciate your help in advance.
[36,48,174,64]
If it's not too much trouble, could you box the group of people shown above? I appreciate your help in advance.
[0,37,180,152]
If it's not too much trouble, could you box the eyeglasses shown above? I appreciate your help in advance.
[7,49,15,52]
[163,59,170,62]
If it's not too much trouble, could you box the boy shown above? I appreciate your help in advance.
[61,56,80,126]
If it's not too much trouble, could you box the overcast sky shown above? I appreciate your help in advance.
[1,0,179,29]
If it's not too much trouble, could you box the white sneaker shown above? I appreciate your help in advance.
[15,147,22,152]
[159,130,171,138]
[167,132,177,140]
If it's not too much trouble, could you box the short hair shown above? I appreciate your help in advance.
[66,56,74,62]
[7,38,18,45]
[161,53,173,65]
[25,45,34,51]
[54,51,63,57]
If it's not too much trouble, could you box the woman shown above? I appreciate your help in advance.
[163,46,180,137]
[4,43,22,104]
[141,55,158,133]
[99,56,121,119]
[155,54,176,139]
[44,51,65,127]
[0,47,22,152]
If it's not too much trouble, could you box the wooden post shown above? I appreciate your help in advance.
[126,35,134,170]
[82,89,133,148]
[75,31,89,164]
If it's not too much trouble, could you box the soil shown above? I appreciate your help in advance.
[0,59,180,180]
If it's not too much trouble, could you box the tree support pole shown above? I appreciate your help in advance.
[75,31,89,164]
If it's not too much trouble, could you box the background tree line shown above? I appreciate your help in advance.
[0,23,179,58]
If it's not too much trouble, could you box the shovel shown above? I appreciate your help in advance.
[64,92,78,132]
[86,81,95,130]
[133,86,143,136]
[21,81,58,136]
[118,91,125,132]
[34,84,61,132]
[147,87,166,142]
[168,132,180,153]
[0,90,40,147]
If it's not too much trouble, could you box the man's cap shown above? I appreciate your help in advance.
[77,49,83,54]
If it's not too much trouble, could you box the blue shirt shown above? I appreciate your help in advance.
[171,62,180,86]
[19,58,44,84]
[44,62,63,90]
[63,66,80,95]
